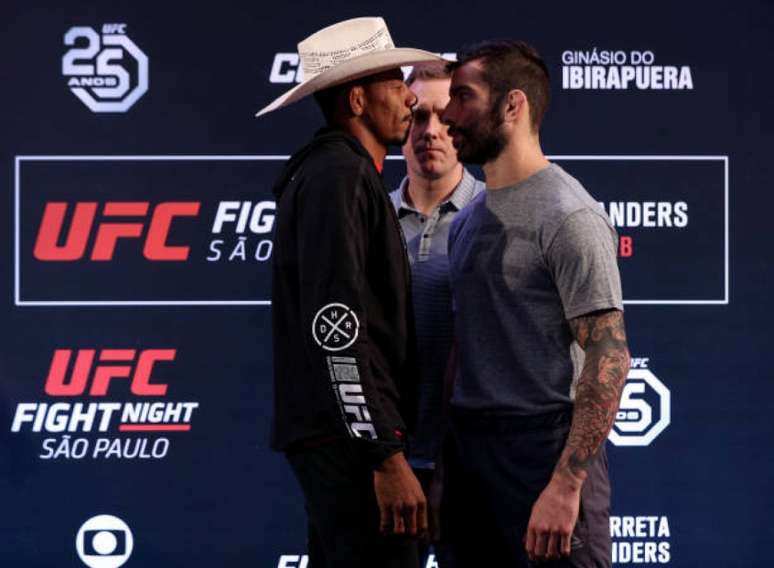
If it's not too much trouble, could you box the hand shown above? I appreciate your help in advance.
[374,452,428,537]
[525,475,581,562]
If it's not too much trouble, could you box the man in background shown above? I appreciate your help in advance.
[389,61,483,550]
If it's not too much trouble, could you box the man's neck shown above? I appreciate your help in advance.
[342,120,388,169]
[483,135,549,190]
[405,164,463,215]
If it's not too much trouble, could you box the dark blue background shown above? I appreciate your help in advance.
[2,0,773,566]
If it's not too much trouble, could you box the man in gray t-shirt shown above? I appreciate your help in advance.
[440,41,631,567]
[448,163,622,415]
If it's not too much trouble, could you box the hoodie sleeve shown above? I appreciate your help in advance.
[295,159,404,468]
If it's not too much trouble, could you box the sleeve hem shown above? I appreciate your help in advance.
[564,299,624,321]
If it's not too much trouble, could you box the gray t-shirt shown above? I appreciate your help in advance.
[448,163,623,414]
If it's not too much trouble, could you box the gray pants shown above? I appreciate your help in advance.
[441,409,612,568]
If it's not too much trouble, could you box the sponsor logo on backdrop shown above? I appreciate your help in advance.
[611,515,671,565]
[76,515,134,568]
[278,556,309,568]
[10,348,198,460]
[16,155,726,305]
[598,200,689,259]
[268,52,457,83]
[208,200,276,262]
[33,200,275,264]
[608,358,670,447]
[549,156,728,304]
[279,556,439,568]
[561,49,693,90]
[63,24,148,112]
[15,156,280,304]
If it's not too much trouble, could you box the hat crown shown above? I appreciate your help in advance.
[298,17,395,80]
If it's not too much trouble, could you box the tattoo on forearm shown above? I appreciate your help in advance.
[556,310,630,484]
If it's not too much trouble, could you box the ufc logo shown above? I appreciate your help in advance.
[33,201,200,261]
[44,348,175,396]
[336,383,377,440]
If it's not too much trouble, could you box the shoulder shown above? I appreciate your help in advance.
[294,140,376,205]
[450,190,485,242]
[304,138,369,179]
[452,168,485,209]
[389,177,409,212]
[533,164,614,245]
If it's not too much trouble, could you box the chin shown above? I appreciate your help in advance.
[419,161,441,176]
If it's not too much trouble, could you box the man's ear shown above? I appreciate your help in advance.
[503,89,527,124]
[349,85,366,117]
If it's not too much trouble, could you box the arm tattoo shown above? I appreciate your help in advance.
[555,309,630,486]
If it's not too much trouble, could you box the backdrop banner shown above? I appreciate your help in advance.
[2,1,772,566]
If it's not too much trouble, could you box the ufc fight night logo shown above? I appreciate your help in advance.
[11,348,199,461]
[62,24,148,112]
[608,358,671,447]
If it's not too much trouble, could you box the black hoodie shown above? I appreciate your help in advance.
[270,128,419,468]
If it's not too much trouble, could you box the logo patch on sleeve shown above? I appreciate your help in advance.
[312,303,359,352]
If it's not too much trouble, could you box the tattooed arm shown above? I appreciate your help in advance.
[556,309,630,484]
[525,309,630,562]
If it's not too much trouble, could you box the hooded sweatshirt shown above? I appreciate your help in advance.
[270,128,419,468]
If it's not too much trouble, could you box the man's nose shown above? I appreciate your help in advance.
[407,90,418,109]
[425,114,443,139]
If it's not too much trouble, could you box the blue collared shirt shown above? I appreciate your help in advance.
[389,169,484,466]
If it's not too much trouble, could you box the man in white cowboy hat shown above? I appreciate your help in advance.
[259,17,443,568]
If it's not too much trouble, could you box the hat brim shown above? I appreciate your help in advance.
[255,48,446,117]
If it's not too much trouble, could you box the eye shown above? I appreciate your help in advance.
[450,88,471,103]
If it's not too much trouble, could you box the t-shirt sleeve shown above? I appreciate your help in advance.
[545,208,624,320]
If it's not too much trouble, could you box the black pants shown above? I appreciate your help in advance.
[286,440,419,568]
[441,409,612,568]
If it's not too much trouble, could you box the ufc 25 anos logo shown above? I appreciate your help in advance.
[608,358,671,447]
[62,24,148,112]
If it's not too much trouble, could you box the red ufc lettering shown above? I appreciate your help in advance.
[91,202,148,260]
[44,348,175,396]
[620,236,633,258]
[33,202,200,261]
[33,202,98,261]
[144,202,200,260]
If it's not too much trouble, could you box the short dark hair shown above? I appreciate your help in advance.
[448,40,550,131]
[405,61,450,86]
[313,81,353,124]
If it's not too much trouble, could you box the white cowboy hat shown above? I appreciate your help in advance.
[255,17,444,117]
